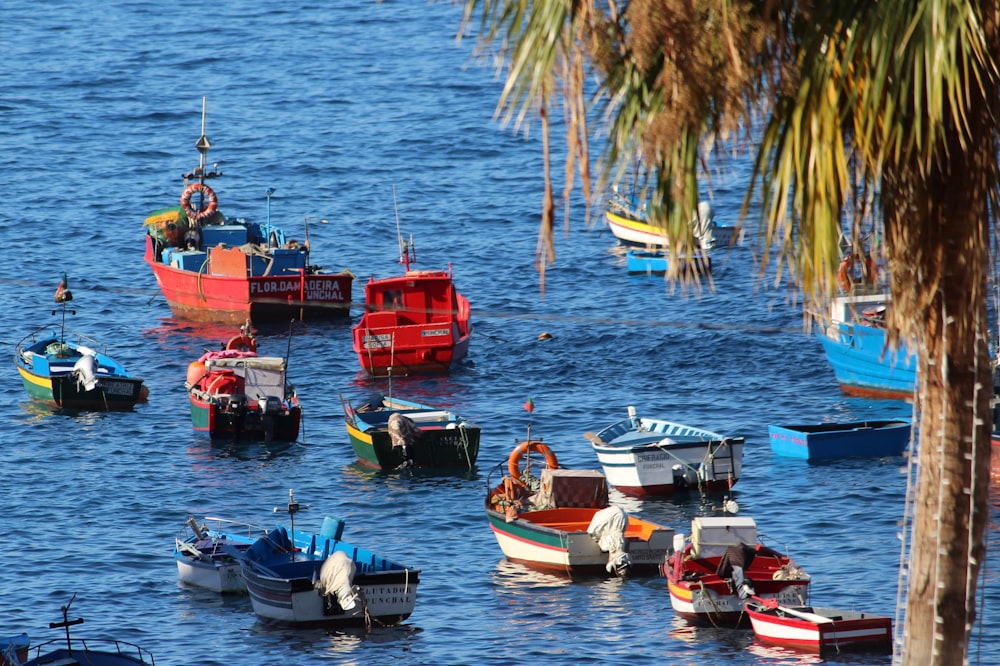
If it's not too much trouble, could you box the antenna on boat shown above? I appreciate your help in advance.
[195,97,211,184]
[50,593,84,655]
[392,185,416,272]
[275,489,307,560]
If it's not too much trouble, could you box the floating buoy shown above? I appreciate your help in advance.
[538,332,553,341]
[186,361,208,387]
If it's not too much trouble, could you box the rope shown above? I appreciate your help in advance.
[458,423,473,471]
[696,579,723,628]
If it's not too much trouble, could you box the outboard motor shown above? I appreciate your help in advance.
[72,353,99,392]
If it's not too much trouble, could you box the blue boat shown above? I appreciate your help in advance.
[815,292,917,399]
[14,278,148,411]
[237,491,420,627]
[767,420,911,460]
[625,248,711,276]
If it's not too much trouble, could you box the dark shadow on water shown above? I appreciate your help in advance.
[344,460,480,483]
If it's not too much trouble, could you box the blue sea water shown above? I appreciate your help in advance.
[1,1,997,665]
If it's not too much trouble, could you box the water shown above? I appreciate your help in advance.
[1,1,997,665]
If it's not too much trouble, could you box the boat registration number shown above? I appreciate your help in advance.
[362,334,392,349]
[421,329,449,337]
[100,380,134,396]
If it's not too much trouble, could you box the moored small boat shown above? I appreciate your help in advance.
[767,419,911,460]
[586,406,743,497]
[11,595,154,665]
[14,276,147,411]
[185,324,301,442]
[144,98,353,324]
[352,235,472,377]
[343,393,480,470]
[175,516,270,594]
[665,516,811,626]
[625,248,711,276]
[606,194,742,250]
[485,437,675,577]
[745,597,893,654]
[239,491,420,627]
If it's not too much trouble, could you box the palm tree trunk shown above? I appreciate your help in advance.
[886,96,994,664]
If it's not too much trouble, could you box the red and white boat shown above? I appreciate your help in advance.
[144,99,352,324]
[745,597,893,654]
[664,516,811,626]
[185,324,301,442]
[352,236,471,377]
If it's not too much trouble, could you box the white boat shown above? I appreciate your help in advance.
[586,406,743,497]
[174,516,269,594]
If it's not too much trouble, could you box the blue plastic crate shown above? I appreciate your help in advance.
[170,250,208,272]
[201,224,248,248]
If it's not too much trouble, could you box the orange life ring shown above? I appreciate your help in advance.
[180,183,219,223]
[226,334,257,352]
[837,254,878,292]
[507,440,559,485]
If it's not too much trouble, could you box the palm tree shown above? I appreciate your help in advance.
[461,1,1000,662]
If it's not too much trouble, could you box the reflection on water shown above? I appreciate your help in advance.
[490,558,576,590]
[743,641,824,665]
[246,621,421,663]
[344,460,480,483]
[17,400,111,425]
[186,437,300,464]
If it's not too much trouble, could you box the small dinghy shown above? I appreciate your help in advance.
[745,596,893,654]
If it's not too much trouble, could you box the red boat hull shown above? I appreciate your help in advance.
[665,546,811,627]
[746,604,892,654]
[352,269,472,376]
[146,236,352,324]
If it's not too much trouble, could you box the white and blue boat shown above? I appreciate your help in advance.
[586,406,743,497]
[238,492,420,627]
[815,291,917,400]
[175,516,270,594]
[768,420,911,460]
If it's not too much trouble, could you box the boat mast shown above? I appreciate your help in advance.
[195,97,210,187]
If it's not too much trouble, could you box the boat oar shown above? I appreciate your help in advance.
[749,596,833,624]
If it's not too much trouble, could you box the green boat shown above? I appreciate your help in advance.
[342,394,480,470]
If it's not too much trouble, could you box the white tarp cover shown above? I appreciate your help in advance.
[314,551,359,611]
[587,505,631,575]
[587,506,627,552]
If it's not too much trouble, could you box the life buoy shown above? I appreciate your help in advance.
[507,440,559,485]
[180,183,219,223]
[837,254,878,292]
[226,334,257,352]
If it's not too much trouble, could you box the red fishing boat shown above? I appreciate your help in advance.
[185,323,301,442]
[665,516,812,626]
[352,234,472,377]
[144,99,353,324]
